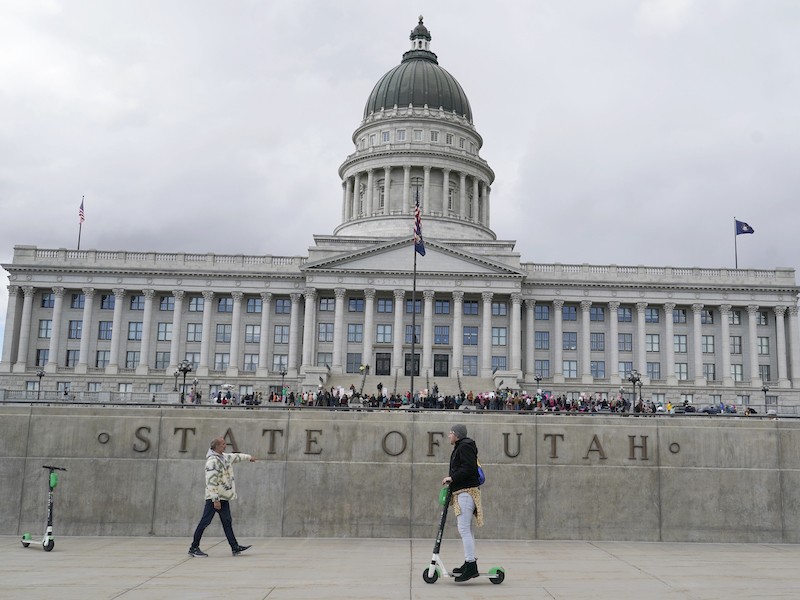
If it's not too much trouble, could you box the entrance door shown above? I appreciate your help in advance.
[404,353,420,376]
[375,353,391,376]
[434,354,449,377]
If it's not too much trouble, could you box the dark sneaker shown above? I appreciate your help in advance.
[454,561,479,582]
[232,544,251,556]
[188,546,208,557]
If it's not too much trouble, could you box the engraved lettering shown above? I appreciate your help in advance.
[629,436,648,460]
[223,428,239,454]
[427,431,444,456]
[503,432,521,458]
[383,431,407,456]
[544,433,564,458]
[261,429,284,454]
[133,426,151,453]
[305,429,322,455]
[174,427,196,453]
[583,435,607,460]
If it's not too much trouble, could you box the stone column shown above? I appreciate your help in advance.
[452,291,464,377]
[442,168,450,214]
[480,182,489,226]
[747,305,762,386]
[363,288,376,370]
[480,292,493,378]
[719,304,733,386]
[775,305,790,388]
[581,300,592,383]
[106,288,126,374]
[392,289,405,377]
[636,302,648,383]
[12,286,35,372]
[197,291,214,376]
[459,172,467,219]
[403,165,411,214]
[510,293,522,374]
[75,288,96,374]
[422,166,431,215]
[608,301,621,384]
[256,292,273,377]
[691,304,705,385]
[663,303,677,385]
[226,291,243,376]
[422,290,435,374]
[0,285,21,372]
[383,166,391,215]
[45,287,65,373]
[789,306,800,387]
[341,180,348,223]
[135,289,155,374]
[485,185,491,229]
[365,169,374,216]
[524,299,535,379]
[332,288,346,375]
[288,293,302,376]
[553,299,564,383]
[167,290,185,372]
[301,288,317,373]
[353,172,362,217]
[472,177,479,221]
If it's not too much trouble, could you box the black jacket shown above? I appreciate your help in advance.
[449,437,479,493]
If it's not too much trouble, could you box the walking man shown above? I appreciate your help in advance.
[189,437,256,557]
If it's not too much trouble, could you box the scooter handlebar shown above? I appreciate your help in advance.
[42,465,67,471]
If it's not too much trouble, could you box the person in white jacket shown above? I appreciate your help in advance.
[189,437,256,557]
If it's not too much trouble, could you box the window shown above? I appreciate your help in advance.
[316,353,332,368]
[434,326,449,344]
[155,352,170,369]
[349,298,364,312]
[153,322,170,342]
[276,299,291,314]
[243,354,258,371]
[535,359,550,377]
[125,351,140,369]
[130,295,145,310]
[702,335,715,353]
[71,293,85,309]
[95,351,109,368]
[377,324,392,344]
[216,324,232,343]
[590,332,604,351]
[591,361,605,378]
[160,296,174,311]
[128,322,143,341]
[413,129,422,141]
[41,293,54,308]
[38,320,52,338]
[88,382,102,392]
[68,320,82,339]
[731,364,743,381]
[187,323,202,342]
[430,131,439,142]
[369,134,376,146]
[347,323,363,343]
[709,394,721,405]
[619,333,632,352]
[463,326,478,345]
[562,306,577,321]
[758,337,770,355]
[673,309,687,323]
[187,296,203,312]
[703,363,716,380]
[218,297,233,312]
[459,137,465,149]
[730,336,742,355]
[247,298,262,313]
[397,129,406,141]
[436,300,450,314]
[100,294,116,310]
[34,349,49,366]
[645,308,659,323]
[616,361,633,378]
[406,299,421,313]
[463,301,478,315]
[446,133,453,145]
[274,325,289,344]
[492,302,507,316]
[214,353,230,370]
[563,360,578,378]
[647,362,661,379]
[676,363,688,380]
[562,332,577,350]
[318,323,334,342]
[681,394,694,404]
[701,310,714,324]
[535,305,549,320]
[674,335,687,353]
[245,325,260,344]
[535,331,549,350]
[382,131,390,143]
[98,322,113,340]
[757,311,768,326]
[346,353,362,373]
[462,356,478,376]
[618,307,632,322]
[66,350,79,367]
[406,325,421,344]
[492,356,506,371]
[736,394,749,405]
[646,334,659,352]
[759,364,771,382]
[729,310,741,325]
[319,298,335,311]
[377,299,393,313]
[185,353,200,370]
[590,307,604,321]
[492,327,507,346]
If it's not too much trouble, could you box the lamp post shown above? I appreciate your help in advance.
[761,384,769,407]
[177,359,192,403]
[628,370,641,405]
[534,374,542,389]
[36,368,45,400]
[279,366,287,399]
[192,377,199,403]
[173,369,179,392]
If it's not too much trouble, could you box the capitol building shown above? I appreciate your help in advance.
[2,19,799,408]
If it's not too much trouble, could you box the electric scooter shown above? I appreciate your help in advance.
[422,487,505,584]
[21,465,67,552]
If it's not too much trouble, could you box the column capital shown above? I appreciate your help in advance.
[290,293,302,304]
[335,288,347,300]
[789,306,799,317]
[7,285,20,296]
[553,299,564,310]
[691,303,704,314]
[663,302,675,312]
[451,290,464,302]
[442,167,451,175]
[52,286,66,298]
[231,291,244,302]
[304,287,317,301]
[403,164,411,173]
[747,304,760,315]
[423,290,435,302]
[524,298,536,309]
[202,290,215,302]
[260,291,273,302]
[143,289,156,300]
[774,305,787,317]
[367,167,374,175]
[719,304,731,315]
[383,165,391,174]
[607,300,620,311]
[580,300,592,311]
[393,289,405,301]
[172,290,185,301]
[481,291,493,303]
[113,288,126,298]
[423,165,431,173]
[511,293,522,305]
[364,288,376,300]
[636,302,648,312]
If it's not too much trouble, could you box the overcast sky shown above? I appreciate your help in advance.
[2,0,799,344]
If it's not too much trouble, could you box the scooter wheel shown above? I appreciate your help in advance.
[422,567,439,584]
[44,540,54,552]
[21,542,30,548]
[489,570,505,584]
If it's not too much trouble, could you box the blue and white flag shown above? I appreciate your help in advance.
[735,220,754,235]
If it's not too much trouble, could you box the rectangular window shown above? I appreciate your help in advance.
[243,354,259,371]
[405,299,421,313]
[347,323,363,343]
[673,309,687,323]
[645,308,659,323]
[413,129,422,141]
[274,325,289,344]
[535,305,549,320]
[463,326,478,345]
[492,356,507,371]
[709,394,721,405]
[245,325,260,344]
[463,301,478,315]
[160,295,174,311]
[435,300,451,314]
[95,350,109,368]
[98,321,113,340]
[187,323,202,342]
[646,333,659,352]
[758,337,770,355]
[702,335,715,353]
[87,382,102,392]
[562,306,577,321]
[377,298,393,313]
[590,307,605,321]
[66,349,79,367]
[348,298,364,312]
[433,325,449,344]
[41,293,54,308]
[759,364,771,382]
[68,320,82,339]
[406,325,421,344]
[647,362,661,379]
[218,297,233,312]
[446,133,453,145]
[459,137,465,148]
[591,361,605,378]
[275,299,291,314]
[397,129,406,141]
[38,319,52,338]
[462,356,478,376]
[618,307,632,322]
[185,353,200,370]
[492,327,507,346]
[128,322,143,341]
[619,333,632,352]
[369,133,376,146]
[216,324,232,343]
[757,311,768,326]
[382,131,390,143]
[535,331,549,350]
[563,360,578,378]
[188,296,203,312]
[430,131,439,142]
[346,353,362,373]
[119,383,132,393]
[246,298,262,313]
[729,310,741,325]
[731,364,743,381]
[318,323,334,342]
[535,359,550,377]
[492,301,507,316]
[71,293,85,309]
[730,336,742,354]
[125,351,140,369]
[676,363,689,380]
[101,294,116,310]
[130,295,145,310]
[214,353,230,370]
[562,331,577,350]
[34,349,48,366]
[619,362,633,378]
[316,353,332,368]
[377,324,393,344]
[703,363,716,380]
[155,352,170,369]
[701,309,714,324]
[590,332,604,351]
[674,335,687,353]
[317,298,334,312]
[157,323,172,341]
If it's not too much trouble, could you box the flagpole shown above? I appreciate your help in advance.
[78,195,84,250]
[733,216,738,270]
[410,246,417,402]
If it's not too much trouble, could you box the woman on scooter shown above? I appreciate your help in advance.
[442,423,483,582]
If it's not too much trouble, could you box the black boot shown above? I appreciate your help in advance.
[454,560,479,582]
[452,561,468,575]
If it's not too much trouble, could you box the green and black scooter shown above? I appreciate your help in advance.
[21,465,67,552]
[422,487,505,584]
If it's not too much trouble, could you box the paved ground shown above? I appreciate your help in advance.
[2,535,800,599]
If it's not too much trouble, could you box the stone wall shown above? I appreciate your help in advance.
[4,406,799,543]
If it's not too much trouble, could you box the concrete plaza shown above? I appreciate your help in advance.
[2,535,799,599]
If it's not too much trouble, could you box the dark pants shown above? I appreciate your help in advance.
[192,499,238,549]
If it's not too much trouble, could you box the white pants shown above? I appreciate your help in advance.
[456,492,476,562]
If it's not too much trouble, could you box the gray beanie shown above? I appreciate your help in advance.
[450,424,467,439]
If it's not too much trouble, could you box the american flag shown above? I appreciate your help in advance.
[414,191,425,256]
[79,198,85,224]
